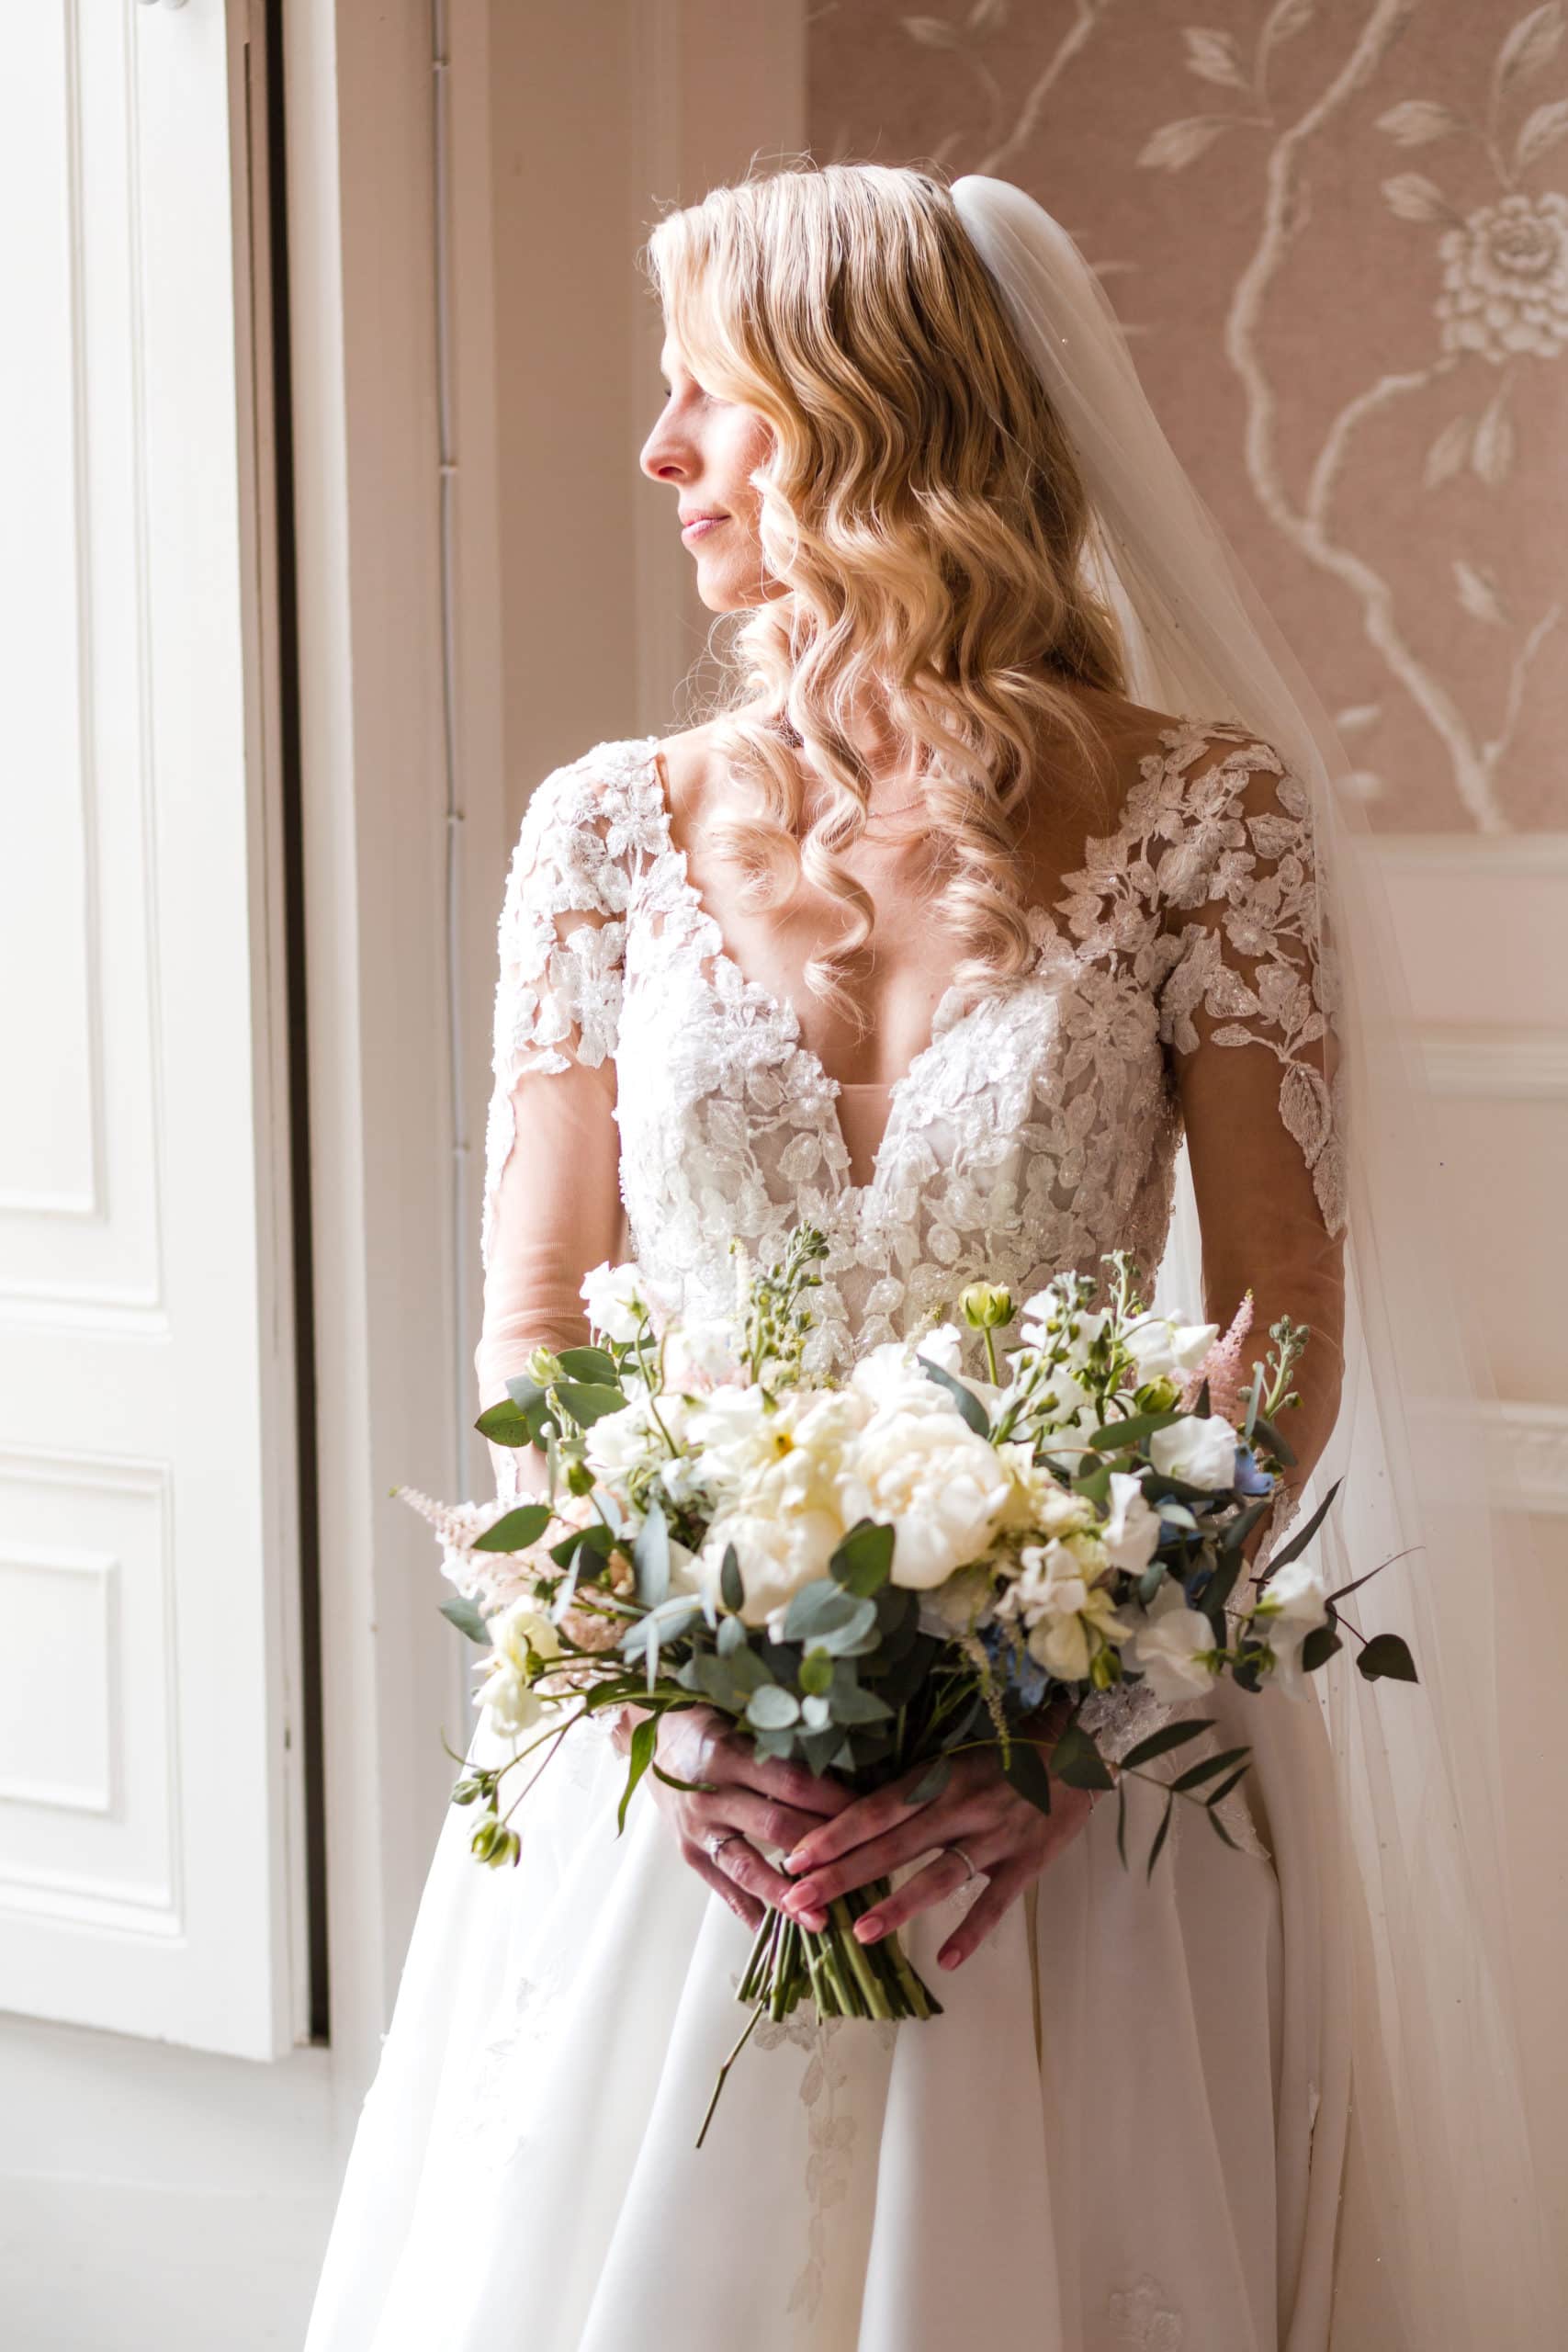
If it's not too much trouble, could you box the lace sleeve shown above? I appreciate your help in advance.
[1154,726,1348,1511]
[476,751,637,1476]
[1154,729,1346,1240]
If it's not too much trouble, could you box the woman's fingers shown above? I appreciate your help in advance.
[781,1800,995,1915]
[685,1841,764,1932]
[727,1742,853,1818]
[782,1757,969,1876]
[849,1845,986,1940]
[699,1828,811,1920]
[708,1788,834,1866]
[935,1859,1032,1971]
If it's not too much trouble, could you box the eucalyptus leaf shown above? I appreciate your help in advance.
[919,1357,991,1436]
[903,1753,952,1805]
[1120,1717,1214,1770]
[1204,1761,1251,1810]
[1258,1477,1341,1575]
[438,1593,490,1645]
[720,1544,744,1615]
[473,1398,530,1448]
[781,1582,877,1651]
[1169,1744,1250,1793]
[1145,1792,1174,1879]
[1050,1720,1114,1792]
[634,1498,670,1608]
[1001,1737,1054,1816]
[1300,1621,1343,1674]
[828,1681,894,1725]
[1250,1413,1297,1468]
[471,1501,552,1554]
[617,1715,658,1833]
[554,1380,626,1427]
[746,1685,802,1731]
[716,1614,745,1658]
[556,1345,619,1384]
[828,1519,896,1596]
[504,1374,547,1412]
[1207,1804,1242,1852]
[798,1647,834,1696]
[1357,1632,1418,1684]
[1088,1406,1182,1451]
[802,1694,832,1732]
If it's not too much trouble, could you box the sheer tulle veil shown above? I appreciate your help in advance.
[950,174,1555,2346]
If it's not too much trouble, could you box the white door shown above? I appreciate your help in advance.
[0,0,303,2058]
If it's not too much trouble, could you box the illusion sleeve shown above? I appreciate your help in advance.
[475,756,632,1488]
[1155,731,1348,1529]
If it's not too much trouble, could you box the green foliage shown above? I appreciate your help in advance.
[438,1592,489,1645]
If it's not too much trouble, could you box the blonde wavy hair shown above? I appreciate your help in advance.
[642,159,1132,1032]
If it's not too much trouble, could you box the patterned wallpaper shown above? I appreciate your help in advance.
[808,0,1568,831]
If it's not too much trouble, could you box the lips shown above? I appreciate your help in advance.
[681,512,728,538]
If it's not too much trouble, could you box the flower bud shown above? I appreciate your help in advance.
[959,1283,1014,1330]
[1089,1645,1121,1691]
[527,1344,561,1385]
[469,1815,501,1861]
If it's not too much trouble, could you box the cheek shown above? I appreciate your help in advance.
[713,412,773,517]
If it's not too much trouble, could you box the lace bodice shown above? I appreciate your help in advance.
[479,718,1344,1396]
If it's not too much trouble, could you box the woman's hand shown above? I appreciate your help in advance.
[636,1703,855,1934]
[775,1725,1098,1973]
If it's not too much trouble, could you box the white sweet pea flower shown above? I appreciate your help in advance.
[1101,1469,1162,1573]
[661,1315,740,1390]
[580,1259,673,1342]
[1018,1289,1111,1367]
[476,1600,564,1736]
[1126,1582,1220,1701]
[995,1534,1125,1682]
[1147,1412,1239,1492]
[1123,1311,1219,1385]
[836,1408,1010,1590]
[993,1442,1097,1538]
[1248,1558,1329,1696]
[584,1388,694,1482]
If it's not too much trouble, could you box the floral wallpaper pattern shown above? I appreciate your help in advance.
[808,0,1568,830]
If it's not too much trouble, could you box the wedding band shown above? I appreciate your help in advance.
[707,1831,745,1864]
[946,1841,979,1885]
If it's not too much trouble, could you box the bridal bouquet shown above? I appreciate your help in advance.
[405,1227,1414,2141]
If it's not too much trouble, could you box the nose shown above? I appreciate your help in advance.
[639,409,691,485]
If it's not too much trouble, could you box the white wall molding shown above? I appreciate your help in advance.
[1419,1026,1568,1100]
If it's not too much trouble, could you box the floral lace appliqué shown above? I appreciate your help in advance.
[1108,2272,1185,2348]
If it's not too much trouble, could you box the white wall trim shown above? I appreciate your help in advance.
[1419,1026,1568,1100]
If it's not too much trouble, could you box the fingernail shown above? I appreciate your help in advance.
[799,1908,827,1932]
[854,1916,883,1942]
[784,1849,810,1873]
[939,1949,961,1970]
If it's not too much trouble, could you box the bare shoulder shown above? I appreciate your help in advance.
[652,708,770,830]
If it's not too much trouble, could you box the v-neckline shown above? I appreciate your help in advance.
[637,727,1190,1204]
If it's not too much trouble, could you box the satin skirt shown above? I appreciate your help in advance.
[303,1683,1365,2352]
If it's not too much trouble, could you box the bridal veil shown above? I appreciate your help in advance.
[949,170,1556,2348]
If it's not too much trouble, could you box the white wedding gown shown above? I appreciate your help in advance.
[305,720,1384,2352]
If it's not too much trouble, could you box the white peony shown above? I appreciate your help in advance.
[688,1385,870,1507]
[695,1504,843,1628]
[1126,1582,1219,1701]
[1101,1468,1162,1573]
[1247,1558,1329,1695]
[661,1315,740,1390]
[1147,1412,1238,1491]
[835,1407,1011,1590]
[476,1600,564,1736]
[585,1387,694,1482]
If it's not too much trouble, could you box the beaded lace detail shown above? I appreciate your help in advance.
[482,717,1344,1386]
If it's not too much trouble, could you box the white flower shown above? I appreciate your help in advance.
[689,1385,869,1504]
[1248,1557,1329,1695]
[1126,1582,1219,1701]
[661,1315,740,1389]
[585,1388,693,1482]
[580,1259,667,1342]
[836,1408,1011,1590]
[476,1600,564,1736]
[1123,1311,1219,1385]
[1147,1412,1238,1491]
[695,1505,843,1628]
[1018,1286,1110,1365]
[1436,192,1568,366]
[1101,1468,1162,1573]
[995,1533,1125,1682]
[994,1442,1097,1537]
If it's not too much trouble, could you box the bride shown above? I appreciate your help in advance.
[303,165,1550,2350]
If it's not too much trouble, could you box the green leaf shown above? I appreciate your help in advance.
[1207,1804,1242,1852]
[828,1518,895,1596]
[633,1498,670,1608]
[649,1760,718,1795]
[617,1714,658,1833]
[555,1380,626,1427]
[1121,1717,1214,1771]
[798,1646,834,1697]
[471,1501,552,1554]
[473,1398,531,1447]
[780,1581,877,1652]
[1088,1407,1183,1451]
[1219,1493,1272,1558]
[504,1374,547,1411]
[828,1681,894,1725]
[1115,1778,1128,1867]
[919,1358,991,1436]
[438,1592,490,1645]
[1300,1621,1343,1673]
[719,1544,744,1615]
[903,1753,953,1805]
[556,1345,619,1384]
[802,1693,832,1732]
[1249,1413,1297,1468]
[746,1685,802,1731]
[1169,1744,1250,1793]
[1050,1720,1114,1792]
[1204,1761,1251,1811]
[716,1613,744,1658]
[1258,1477,1342,1575]
[799,1727,844,1778]
[1357,1632,1418,1684]
[1001,1737,1055,1816]
[1145,1792,1174,1879]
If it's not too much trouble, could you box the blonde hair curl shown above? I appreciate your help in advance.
[642,160,1130,1032]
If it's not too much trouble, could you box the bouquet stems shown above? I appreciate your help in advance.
[697,1880,942,2147]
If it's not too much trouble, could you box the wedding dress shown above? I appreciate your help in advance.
[304,716,1372,2352]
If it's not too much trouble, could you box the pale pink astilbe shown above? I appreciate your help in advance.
[1179,1292,1255,1424]
[398,1483,582,1611]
